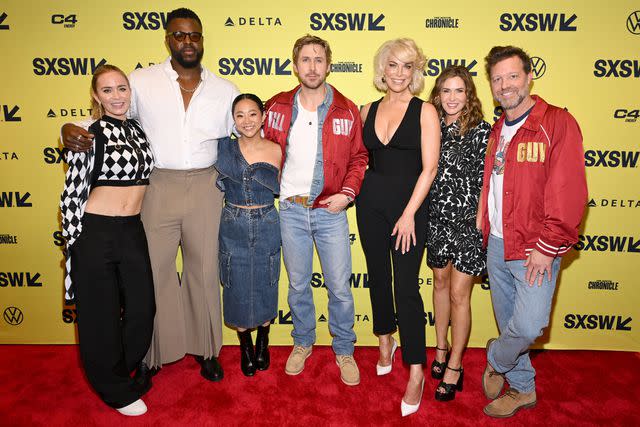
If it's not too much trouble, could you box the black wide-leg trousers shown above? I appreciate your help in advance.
[70,213,155,408]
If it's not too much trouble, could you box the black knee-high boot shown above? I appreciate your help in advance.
[237,330,256,377]
[255,324,270,371]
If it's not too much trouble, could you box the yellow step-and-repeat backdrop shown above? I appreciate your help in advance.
[1,1,638,351]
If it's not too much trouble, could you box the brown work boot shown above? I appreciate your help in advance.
[285,345,312,375]
[483,388,537,418]
[336,354,360,386]
[482,338,505,399]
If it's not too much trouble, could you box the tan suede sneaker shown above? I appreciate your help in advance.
[484,388,537,418]
[285,345,312,375]
[336,355,360,386]
[482,338,505,399]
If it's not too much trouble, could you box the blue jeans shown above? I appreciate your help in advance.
[279,199,356,355]
[486,235,561,393]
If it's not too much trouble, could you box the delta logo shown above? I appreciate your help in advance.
[574,235,640,253]
[593,59,640,78]
[218,57,291,76]
[0,152,18,161]
[46,107,92,118]
[587,198,640,209]
[224,16,282,27]
[584,150,639,168]
[564,313,631,331]
[309,12,385,31]
[33,57,108,76]
[1,105,21,122]
[0,192,32,208]
[122,11,168,30]
[499,12,577,31]
[425,58,477,77]
[0,272,42,287]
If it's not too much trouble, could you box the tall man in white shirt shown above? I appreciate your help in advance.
[62,8,239,386]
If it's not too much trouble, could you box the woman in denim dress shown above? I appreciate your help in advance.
[215,94,282,377]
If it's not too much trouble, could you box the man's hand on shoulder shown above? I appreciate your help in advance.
[62,123,94,152]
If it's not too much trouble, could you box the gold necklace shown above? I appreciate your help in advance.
[178,78,202,93]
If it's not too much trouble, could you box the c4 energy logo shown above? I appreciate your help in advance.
[564,314,632,331]
[309,13,385,31]
[51,14,77,28]
[530,56,546,80]
[593,59,640,78]
[584,150,639,168]
[3,307,23,326]
[0,192,32,207]
[0,12,9,30]
[224,16,282,27]
[0,234,18,244]
[614,108,639,123]
[425,59,477,77]
[499,12,577,31]
[218,57,291,76]
[1,105,21,122]
[627,11,640,34]
[33,57,108,76]
[574,235,640,253]
[122,11,168,30]
[0,272,42,287]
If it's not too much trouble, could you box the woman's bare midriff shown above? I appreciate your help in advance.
[85,186,147,216]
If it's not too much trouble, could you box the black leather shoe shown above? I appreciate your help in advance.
[196,355,224,382]
[132,361,159,394]
[238,330,257,376]
[255,325,270,371]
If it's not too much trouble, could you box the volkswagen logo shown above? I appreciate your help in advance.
[627,11,640,35]
[530,56,547,80]
[3,307,24,325]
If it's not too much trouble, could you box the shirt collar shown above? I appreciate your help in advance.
[162,57,207,81]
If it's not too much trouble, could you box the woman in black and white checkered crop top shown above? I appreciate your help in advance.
[59,64,155,416]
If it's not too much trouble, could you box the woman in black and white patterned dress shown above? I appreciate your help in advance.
[426,65,490,401]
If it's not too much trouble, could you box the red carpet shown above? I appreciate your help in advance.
[0,345,638,426]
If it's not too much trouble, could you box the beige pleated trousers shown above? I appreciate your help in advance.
[141,166,223,368]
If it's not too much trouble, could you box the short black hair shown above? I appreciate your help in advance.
[232,94,265,114]
[166,8,202,28]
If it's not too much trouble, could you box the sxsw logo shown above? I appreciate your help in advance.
[593,59,640,78]
[0,152,18,161]
[310,272,369,288]
[574,235,640,253]
[43,147,65,164]
[564,314,631,331]
[614,108,639,123]
[309,13,385,31]
[425,59,477,77]
[1,105,21,122]
[224,16,282,27]
[584,150,639,168]
[46,107,92,118]
[122,11,168,30]
[218,57,291,76]
[331,62,363,73]
[53,231,65,247]
[62,308,78,324]
[33,57,108,76]
[627,11,640,35]
[588,198,640,209]
[0,192,32,207]
[3,307,23,326]
[588,280,619,291]
[0,12,9,30]
[51,14,77,28]
[499,12,577,31]
[530,56,546,80]
[493,106,504,122]
[0,234,18,244]
[0,272,42,287]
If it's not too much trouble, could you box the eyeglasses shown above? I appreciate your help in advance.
[166,31,203,42]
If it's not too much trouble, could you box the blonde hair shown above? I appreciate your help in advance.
[90,64,129,119]
[292,34,332,65]
[373,38,426,95]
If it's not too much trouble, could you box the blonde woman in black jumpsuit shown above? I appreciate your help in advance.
[357,39,440,416]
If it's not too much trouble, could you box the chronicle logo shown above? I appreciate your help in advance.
[0,152,18,161]
[331,62,363,73]
[224,16,282,27]
[0,192,32,208]
[1,105,21,122]
[499,12,577,31]
[593,59,640,78]
[627,11,640,34]
[425,16,460,29]
[588,198,640,208]
[46,107,93,118]
[309,13,385,31]
[218,57,291,76]
[0,234,18,244]
[0,12,9,30]
[51,14,77,28]
[574,235,640,253]
[584,150,639,168]
[530,56,546,80]
[614,108,639,122]
[588,280,619,291]
[122,11,168,30]
[3,307,23,325]
[564,313,631,331]
[425,58,477,77]
[33,57,108,76]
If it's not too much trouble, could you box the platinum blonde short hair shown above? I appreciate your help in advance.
[373,38,426,95]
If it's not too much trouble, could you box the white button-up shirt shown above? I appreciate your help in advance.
[129,57,239,169]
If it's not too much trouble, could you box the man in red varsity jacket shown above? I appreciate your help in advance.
[479,45,587,418]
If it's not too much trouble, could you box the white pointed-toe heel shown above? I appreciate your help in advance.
[401,378,425,417]
[376,338,398,376]
[116,399,147,416]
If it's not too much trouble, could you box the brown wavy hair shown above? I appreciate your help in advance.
[428,65,483,136]
[90,64,129,119]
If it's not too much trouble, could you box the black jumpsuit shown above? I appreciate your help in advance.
[356,97,427,364]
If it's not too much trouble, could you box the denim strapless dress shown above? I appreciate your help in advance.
[215,137,281,328]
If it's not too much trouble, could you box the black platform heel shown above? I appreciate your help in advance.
[255,324,270,371]
[435,366,464,401]
[430,346,449,379]
[237,330,256,377]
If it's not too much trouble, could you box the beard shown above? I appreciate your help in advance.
[172,46,204,69]
[496,88,527,111]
